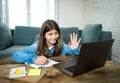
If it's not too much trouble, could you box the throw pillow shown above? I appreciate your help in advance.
[0,23,13,50]
[80,24,102,44]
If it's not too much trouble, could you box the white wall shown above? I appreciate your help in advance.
[58,0,84,28]
[83,0,120,65]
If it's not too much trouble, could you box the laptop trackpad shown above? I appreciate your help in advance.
[65,65,76,73]
[63,58,77,73]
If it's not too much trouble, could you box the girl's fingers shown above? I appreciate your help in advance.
[77,38,81,44]
[35,56,48,65]
[41,56,48,63]
[75,33,77,41]
[70,33,80,42]
[40,58,47,63]
[38,60,44,65]
[73,33,75,39]
[70,33,72,41]
[73,33,78,41]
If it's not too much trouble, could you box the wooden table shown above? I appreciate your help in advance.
[0,56,120,83]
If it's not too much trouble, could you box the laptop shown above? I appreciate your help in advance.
[53,39,114,77]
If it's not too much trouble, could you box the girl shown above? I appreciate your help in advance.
[12,19,81,65]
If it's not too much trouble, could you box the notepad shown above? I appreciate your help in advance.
[28,68,42,76]
[9,67,27,78]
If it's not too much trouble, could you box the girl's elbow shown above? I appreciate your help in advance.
[11,53,25,63]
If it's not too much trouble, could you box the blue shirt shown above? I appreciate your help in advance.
[12,41,81,64]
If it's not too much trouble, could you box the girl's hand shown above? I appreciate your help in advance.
[68,33,81,49]
[34,55,48,65]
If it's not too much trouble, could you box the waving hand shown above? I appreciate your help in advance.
[68,33,81,49]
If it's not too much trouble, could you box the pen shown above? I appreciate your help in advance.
[38,67,45,69]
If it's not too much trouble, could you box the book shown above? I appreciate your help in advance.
[28,68,42,76]
[9,67,27,78]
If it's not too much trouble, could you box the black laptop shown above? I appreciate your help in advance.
[53,39,114,77]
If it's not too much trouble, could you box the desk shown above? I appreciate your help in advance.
[0,56,120,83]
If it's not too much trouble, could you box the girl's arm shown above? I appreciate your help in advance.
[11,42,38,64]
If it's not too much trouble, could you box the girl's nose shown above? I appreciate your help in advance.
[53,34,56,38]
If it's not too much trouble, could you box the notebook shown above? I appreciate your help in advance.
[53,39,114,77]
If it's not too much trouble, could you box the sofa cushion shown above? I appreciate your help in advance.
[80,24,102,44]
[0,45,28,57]
[60,27,79,43]
[0,23,13,50]
[14,26,40,45]
[34,34,40,42]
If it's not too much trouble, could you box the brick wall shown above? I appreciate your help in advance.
[83,0,120,65]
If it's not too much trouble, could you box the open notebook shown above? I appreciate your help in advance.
[26,59,59,69]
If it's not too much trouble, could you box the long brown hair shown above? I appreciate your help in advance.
[37,19,63,57]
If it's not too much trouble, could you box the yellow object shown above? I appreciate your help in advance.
[28,68,42,76]
[14,69,24,75]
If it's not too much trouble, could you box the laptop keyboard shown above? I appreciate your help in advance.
[65,65,76,73]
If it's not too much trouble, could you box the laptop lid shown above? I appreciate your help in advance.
[53,39,114,77]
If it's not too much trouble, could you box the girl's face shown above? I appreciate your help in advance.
[44,29,59,47]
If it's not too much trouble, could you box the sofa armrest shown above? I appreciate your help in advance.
[100,31,112,40]
[100,31,112,60]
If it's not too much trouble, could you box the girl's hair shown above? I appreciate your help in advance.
[37,19,63,57]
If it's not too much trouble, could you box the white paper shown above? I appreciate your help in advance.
[26,59,59,69]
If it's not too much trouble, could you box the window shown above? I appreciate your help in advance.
[8,0,27,28]
[8,0,57,29]
[0,0,8,24]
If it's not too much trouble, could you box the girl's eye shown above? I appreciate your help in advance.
[48,33,52,36]
[55,32,58,35]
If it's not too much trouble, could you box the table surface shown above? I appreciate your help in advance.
[0,56,120,83]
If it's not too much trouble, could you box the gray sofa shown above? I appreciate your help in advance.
[0,23,112,59]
